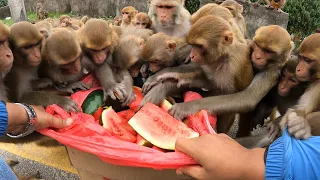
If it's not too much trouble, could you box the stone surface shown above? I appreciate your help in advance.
[200,0,289,38]
[0,6,11,19]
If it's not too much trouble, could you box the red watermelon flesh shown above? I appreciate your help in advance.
[129,86,144,111]
[128,103,199,150]
[184,91,217,134]
[93,107,103,122]
[102,107,137,142]
[117,109,135,122]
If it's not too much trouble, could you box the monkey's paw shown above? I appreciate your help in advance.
[142,76,159,95]
[57,97,80,113]
[268,122,280,140]
[104,83,127,101]
[287,112,311,140]
[168,102,197,121]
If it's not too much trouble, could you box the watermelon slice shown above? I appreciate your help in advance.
[93,107,103,122]
[136,134,152,147]
[184,91,217,134]
[102,107,137,142]
[117,109,135,122]
[129,103,199,150]
[128,86,144,111]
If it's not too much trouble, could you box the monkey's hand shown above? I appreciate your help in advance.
[32,78,54,89]
[138,87,167,111]
[268,121,280,140]
[140,64,149,78]
[58,81,91,94]
[168,102,200,120]
[286,112,312,140]
[104,83,127,102]
[56,96,80,113]
[142,75,161,94]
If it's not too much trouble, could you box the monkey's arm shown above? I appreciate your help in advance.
[95,62,127,101]
[169,70,280,120]
[119,70,135,106]
[20,91,80,113]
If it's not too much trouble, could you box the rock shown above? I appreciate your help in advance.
[0,6,11,19]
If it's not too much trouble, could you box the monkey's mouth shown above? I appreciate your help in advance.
[274,0,280,2]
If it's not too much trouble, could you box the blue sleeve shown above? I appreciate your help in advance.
[265,129,320,180]
[0,101,8,137]
[0,158,18,180]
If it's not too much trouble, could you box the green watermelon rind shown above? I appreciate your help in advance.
[82,90,104,115]
[128,103,199,150]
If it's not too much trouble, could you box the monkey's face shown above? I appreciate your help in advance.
[61,18,71,27]
[251,42,276,70]
[129,62,143,78]
[225,7,237,18]
[60,56,82,74]
[155,4,176,27]
[86,47,110,65]
[134,20,149,29]
[122,11,131,23]
[296,54,318,82]
[0,37,13,72]
[21,40,42,67]
[277,69,299,97]
[190,45,205,64]
[114,19,122,26]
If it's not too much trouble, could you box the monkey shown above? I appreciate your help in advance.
[36,0,48,20]
[143,15,254,133]
[71,18,84,28]
[146,24,293,135]
[113,27,154,88]
[131,12,152,29]
[121,6,138,28]
[5,21,80,113]
[221,0,247,37]
[279,33,320,140]
[39,28,90,94]
[148,0,191,37]
[34,20,52,38]
[235,58,310,148]
[77,19,133,104]
[114,16,122,26]
[80,15,89,24]
[59,15,80,30]
[44,18,56,28]
[189,3,246,43]
[256,0,287,12]
[0,21,13,101]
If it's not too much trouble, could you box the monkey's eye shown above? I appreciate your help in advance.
[157,5,164,8]
[137,22,141,25]
[142,23,146,26]
[263,48,274,54]
[23,44,33,50]
[165,6,174,9]
[0,40,5,45]
[290,78,298,83]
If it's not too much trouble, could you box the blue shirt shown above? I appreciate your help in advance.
[0,101,8,137]
[266,129,320,179]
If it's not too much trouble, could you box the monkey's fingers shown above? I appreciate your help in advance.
[104,90,116,101]
[81,82,91,90]
[294,129,311,140]
[168,104,186,121]
[177,79,192,88]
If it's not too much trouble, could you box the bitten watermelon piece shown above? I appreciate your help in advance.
[128,86,144,111]
[159,99,173,112]
[129,103,199,150]
[102,107,137,142]
[184,91,217,134]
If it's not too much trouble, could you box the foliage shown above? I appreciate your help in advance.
[185,0,200,14]
[0,0,7,8]
[283,0,320,38]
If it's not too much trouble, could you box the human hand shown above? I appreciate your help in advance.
[175,134,265,180]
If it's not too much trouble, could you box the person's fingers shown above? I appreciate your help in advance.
[176,165,206,180]
[46,114,74,129]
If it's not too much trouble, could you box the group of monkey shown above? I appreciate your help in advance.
[1,0,320,178]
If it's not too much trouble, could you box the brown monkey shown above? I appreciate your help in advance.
[34,21,52,38]
[190,3,246,43]
[151,24,292,135]
[39,28,90,94]
[114,16,122,26]
[121,6,138,28]
[77,19,132,104]
[6,21,79,112]
[71,18,84,28]
[36,0,48,20]
[59,15,80,30]
[148,0,191,37]
[0,22,13,101]
[131,12,152,29]
[44,18,56,28]
[221,0,247,36]
[279,33,320,139]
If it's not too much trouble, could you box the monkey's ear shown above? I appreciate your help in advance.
[222,31,234,45]
[166,40,177,51]
[239,5,244,13]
